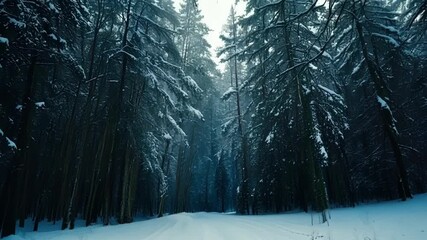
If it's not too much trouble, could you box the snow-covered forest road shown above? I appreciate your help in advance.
[7,194,427,240]
[1,0,426,238]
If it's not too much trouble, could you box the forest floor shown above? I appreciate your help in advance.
[6,193,427,240]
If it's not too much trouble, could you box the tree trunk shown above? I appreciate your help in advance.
[230,10,249,215]
[280,3,329,219]
[354,14,411,201]
[1,54,37,237]
[158,139,170,217]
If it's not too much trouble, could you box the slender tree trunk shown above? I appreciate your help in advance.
[354,13,411,200]
[204,161,211,211]
[119,138,131,223]
[101,0,133,225]
[231,9,249,215]
[158,139,170,217]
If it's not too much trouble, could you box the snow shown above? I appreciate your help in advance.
[35,102,45,108]
[47,34,66,44]
[3,236,23,240]
[48,33,58,41]
[1,127,17,149]
[351,60,363,75]
[377,95,399,135]
[318,85,343,103]
[48,2,59,14]
[16,102,45,110]
[371,33,400,47]
[221,87,237,100]
[344,123,350,130]
[375,23,399,34]
[6,137,17,149]
[118,50,138,61]
[183,76,203,94]
[6,193,427,240]
[377,95,390,110]
[158,111,164,118]
[163,133,172,140]
[187,105,204,120]
[221,119,234,133]
[302,85,311,94]
[167,115,186,137]
[8,17,26,28]
[265,132,274,144]
[332,25,352,48]
[308,63,318,70]
[314,126,328,160]
[0,36,9,45]
[312,45,333,60]
[319,146,328,160]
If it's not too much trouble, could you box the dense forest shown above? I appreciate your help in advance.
[0,0,426,238]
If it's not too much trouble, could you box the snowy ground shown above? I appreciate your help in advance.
[6,194,427,240]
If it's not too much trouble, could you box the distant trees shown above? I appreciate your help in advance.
[218,6,250,214]
[173,0,223,214]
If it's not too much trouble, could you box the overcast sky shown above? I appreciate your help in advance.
[174,0,245,68]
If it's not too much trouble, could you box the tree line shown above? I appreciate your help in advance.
[218,0,426,221]
[0,0,225,237]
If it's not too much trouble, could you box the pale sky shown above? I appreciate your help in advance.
[174,0,245,68]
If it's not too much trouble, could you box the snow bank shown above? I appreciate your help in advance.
[6,194,427,240]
